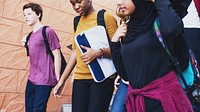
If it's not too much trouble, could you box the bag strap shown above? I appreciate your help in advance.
[97,9,110,41]
[42,26,54,60]
[24,31,33,56]
[73,9,107,37]
[25,26,54,60]
[73,16,81,32]
[153,18,189,89]
[97,9,106,27]
[42,26,67,75]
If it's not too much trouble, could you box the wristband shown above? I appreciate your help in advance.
[99,48,105,58]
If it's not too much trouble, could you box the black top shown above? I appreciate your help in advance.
[111,0,184,88]
[111,28,174,88]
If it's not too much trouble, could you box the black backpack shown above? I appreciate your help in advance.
[24,26,67,77]
[73,9,109,40]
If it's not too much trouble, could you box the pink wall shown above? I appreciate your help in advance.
[0,0,117,111]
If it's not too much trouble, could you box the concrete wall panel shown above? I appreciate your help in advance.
[0,18,23,45]
[0,0,117,111]
[3,0,28,22]
[0,44,29,70]
[0,68,27,93]
[0,0,4,16]
[0,93,25,112]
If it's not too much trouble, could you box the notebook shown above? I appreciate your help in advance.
[75,26,116,82]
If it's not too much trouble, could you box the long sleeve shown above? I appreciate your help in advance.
[110,41,128,81]
[169,0,192,18]
[155,0,184,39]
[155,0,189,71]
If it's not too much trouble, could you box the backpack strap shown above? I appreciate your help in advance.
[97,9,110,41]
[42,26,67,72]
[154,18,189,89]
[74,16,81,32]
[97,9,106,27]
[25,26,54,59]
[42,26,54,59]
[24,31,33,56]
[73,9,109,42]
[73,9,107,34]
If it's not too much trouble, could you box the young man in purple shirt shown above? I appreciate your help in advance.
[23,3,61,112]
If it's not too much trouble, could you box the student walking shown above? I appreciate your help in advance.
[54,0,117,112]
[23,3,61,112]
[110,0,193,111]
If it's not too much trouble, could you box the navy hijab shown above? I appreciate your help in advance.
[122,0,156,44]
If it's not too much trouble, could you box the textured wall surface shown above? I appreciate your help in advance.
[0,0,117,111]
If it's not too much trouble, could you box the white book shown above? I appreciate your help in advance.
[75,26,116,82]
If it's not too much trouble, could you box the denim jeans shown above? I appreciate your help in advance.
[25,80,52,112]
[110,80,128,112]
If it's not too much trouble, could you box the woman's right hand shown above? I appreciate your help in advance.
[111,23,127,42]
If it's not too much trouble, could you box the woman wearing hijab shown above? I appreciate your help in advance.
[110,0,193,111]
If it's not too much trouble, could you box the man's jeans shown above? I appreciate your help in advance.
[25,80,52,112]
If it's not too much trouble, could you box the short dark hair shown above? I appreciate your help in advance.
[23,3,43,21]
